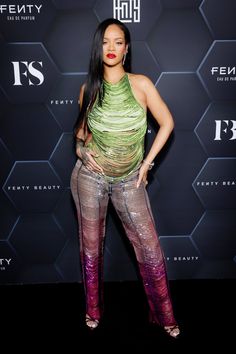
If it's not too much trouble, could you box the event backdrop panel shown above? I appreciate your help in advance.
[0,0,235,284]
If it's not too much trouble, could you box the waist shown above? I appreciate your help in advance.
[78,160,141,184]
[86,139,144,181]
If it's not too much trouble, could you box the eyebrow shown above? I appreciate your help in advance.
[103,37,124,40]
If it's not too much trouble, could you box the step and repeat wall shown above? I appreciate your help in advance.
[0,0,235,284]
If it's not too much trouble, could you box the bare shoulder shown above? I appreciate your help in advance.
[128,73,156,93]
[129,73,154,86]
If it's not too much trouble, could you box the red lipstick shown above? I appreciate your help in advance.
[107,53,116,59]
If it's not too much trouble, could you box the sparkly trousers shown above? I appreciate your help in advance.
[70,159,177,326]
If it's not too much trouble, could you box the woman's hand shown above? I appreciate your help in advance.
[77,146,104,174]
[137,159,155,188]
[136,163,149,188]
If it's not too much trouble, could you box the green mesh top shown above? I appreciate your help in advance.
[87,73,147,181]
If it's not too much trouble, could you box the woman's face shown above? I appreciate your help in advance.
[103,24,128,67]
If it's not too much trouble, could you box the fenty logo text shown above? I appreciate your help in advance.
[113,0,140,23]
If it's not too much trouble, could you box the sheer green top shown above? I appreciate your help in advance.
[87,73,147,181]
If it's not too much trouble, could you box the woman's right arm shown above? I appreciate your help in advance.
[76,84,87,142]
[75,85,104,174]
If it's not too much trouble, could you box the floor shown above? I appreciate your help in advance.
[1,279,234,351]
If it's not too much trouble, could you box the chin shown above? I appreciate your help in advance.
[104,59,121,67]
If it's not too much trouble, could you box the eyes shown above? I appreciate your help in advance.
[103,41,124,46]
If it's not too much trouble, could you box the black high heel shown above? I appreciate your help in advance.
[85,314,99,330]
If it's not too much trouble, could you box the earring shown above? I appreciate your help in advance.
[122,52,127,65]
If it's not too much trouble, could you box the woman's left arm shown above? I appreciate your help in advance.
[137,76,174,187]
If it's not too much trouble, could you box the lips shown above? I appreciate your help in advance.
[107,53,116,59]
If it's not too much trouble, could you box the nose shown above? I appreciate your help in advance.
[108,42,115,51]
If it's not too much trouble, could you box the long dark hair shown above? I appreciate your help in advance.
[74,18,131,136]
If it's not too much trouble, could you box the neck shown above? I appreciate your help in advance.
[103,65,126,84]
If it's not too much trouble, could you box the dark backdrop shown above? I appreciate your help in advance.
[0,0,236,284]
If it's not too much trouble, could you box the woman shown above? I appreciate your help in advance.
[70,18,180,338]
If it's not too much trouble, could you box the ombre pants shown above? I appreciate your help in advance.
[70,159,177,326]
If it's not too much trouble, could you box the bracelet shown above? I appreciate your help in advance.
[142,159,154,170]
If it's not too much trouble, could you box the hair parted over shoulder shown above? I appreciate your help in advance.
[74,18,132,136]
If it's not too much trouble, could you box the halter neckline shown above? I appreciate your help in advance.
[103,73,127,86]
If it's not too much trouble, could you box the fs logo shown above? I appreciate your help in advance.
[12,61,44,86]
[214,120,236,140]
[113,0,140,23]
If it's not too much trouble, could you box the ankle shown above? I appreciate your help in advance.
[164,325,180,339]
[85,314,99,330]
